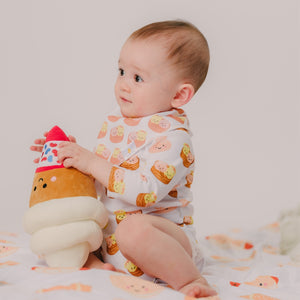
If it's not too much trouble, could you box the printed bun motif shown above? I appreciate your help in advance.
[127,130,147,147]
[125,260,144,277]
[107,115,121,122]
[108,167,125,195]
[110,125,124,143]
[110,148,125,165]
[95,144,111,160]
[167,114,186,124]
[120,156,140,170]
[151,160,176,184]
[114,210,127,224]
[110,274,164,297]
[185,171,194,188]
[136,192,157,207]
[97,121,108,139]
[149,136,171,153]
[180,144,194,168]
[124,117,142,126]
[168,188,178,198]
[105,234,119,255]
[183,216,193,225]
[148,115,171,133]
[114,209,143,224]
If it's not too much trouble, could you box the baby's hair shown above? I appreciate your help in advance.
[129,20,210,92]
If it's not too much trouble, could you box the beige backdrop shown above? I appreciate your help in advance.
[0,0,299,235]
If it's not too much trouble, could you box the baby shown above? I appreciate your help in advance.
[31,20,216,298]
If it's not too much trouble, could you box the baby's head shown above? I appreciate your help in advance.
[115,20,210,118]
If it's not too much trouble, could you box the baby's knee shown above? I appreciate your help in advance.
[115,214,151,253]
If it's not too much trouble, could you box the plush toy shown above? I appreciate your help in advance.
[23,126,108,268]
[279,204,300,262]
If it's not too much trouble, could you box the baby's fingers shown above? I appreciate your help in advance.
[68,135,77,143]
[30,145,44,152]
[33,157,40,164]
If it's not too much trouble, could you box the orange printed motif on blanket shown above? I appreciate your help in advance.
[263,245,278,255]
[0,239,14,244]
[0,261,19,268]
[0,245,18,258]
[110,274,164,298]
[211,250,256,263]
[240,294,280,300]
[232,266,250,271]
[36,283,92,294]
[206,234,253,250]
[261,222,280,233]
[185,296,220,300]
[0,231,18,237]
[231,276,279,289]
[31,266,87,274]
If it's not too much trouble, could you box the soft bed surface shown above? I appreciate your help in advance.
[1,223,299,300]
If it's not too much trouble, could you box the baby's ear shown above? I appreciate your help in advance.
[171,83,195,108]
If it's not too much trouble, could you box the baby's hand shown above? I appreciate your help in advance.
[30,132,76,163]
[57,142,96,175]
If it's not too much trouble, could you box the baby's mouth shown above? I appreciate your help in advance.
[120,97,132,103]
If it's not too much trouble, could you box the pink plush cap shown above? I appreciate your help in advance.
[35,126,70,173]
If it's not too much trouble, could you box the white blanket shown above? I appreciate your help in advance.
[1,222,299,300]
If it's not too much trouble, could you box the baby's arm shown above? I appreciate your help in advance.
[106,130,194,207]
[31,131,113,189]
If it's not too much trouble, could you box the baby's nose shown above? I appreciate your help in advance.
[120,79,131,92]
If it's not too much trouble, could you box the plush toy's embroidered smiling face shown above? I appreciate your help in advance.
[30,168,97,207]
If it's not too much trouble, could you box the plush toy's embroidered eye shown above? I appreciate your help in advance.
[33,186,37,191]
[43,183,47,188]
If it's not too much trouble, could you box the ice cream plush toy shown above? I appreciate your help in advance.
[279,204,300,262]
[23,126,108,268]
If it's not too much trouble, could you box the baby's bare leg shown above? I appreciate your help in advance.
[115,214,216,298]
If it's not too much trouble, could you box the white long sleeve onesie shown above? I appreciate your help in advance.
[94,108,203,279]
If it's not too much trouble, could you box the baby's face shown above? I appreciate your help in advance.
[115,38,181,118]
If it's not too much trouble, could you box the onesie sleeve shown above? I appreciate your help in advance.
[106,129,195,207]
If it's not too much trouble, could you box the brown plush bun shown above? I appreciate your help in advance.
[29,168,97,208]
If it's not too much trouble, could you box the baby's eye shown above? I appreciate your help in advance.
[119,68,125,76]
[135,75,143,83]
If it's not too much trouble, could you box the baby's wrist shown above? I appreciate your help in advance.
[88,154,99,178]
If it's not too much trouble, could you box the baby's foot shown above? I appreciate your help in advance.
[179,277,217,298]
[84,254,116,271]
